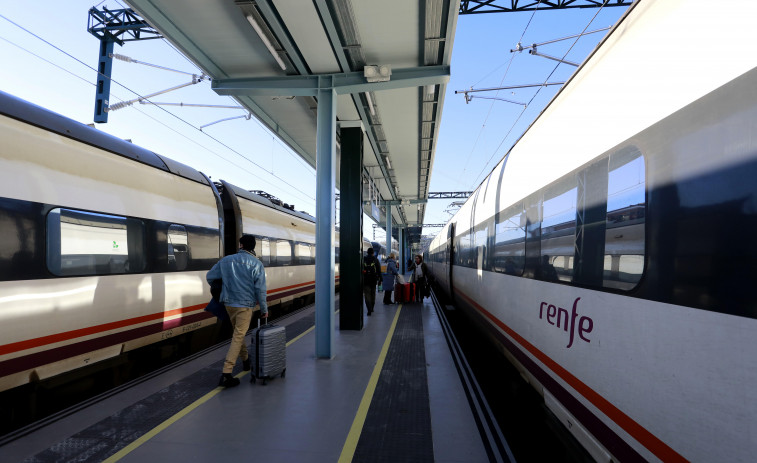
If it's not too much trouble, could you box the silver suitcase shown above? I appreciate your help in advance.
[249,320,286,385]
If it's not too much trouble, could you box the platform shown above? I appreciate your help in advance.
[3,289,505,463]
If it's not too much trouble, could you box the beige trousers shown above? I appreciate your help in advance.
[223,306,252,374]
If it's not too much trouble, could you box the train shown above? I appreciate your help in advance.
[427,2,757,462]
[0,89,370,396]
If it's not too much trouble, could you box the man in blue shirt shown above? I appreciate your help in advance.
[206,234,268,388]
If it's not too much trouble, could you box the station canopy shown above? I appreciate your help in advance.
[127,0,458,227]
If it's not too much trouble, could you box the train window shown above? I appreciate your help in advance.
[474,222,489,271]
[493,203,526,275]
[295,243,312,265]
[540,179,577,282]
[604,149,645,290]
[276,240,292,266]
[167,225,188,271]
[259,238,271,266]
[47,208,145,276]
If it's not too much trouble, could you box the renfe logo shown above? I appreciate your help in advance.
[539,297,594,348]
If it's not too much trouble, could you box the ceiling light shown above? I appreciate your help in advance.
[245,15,287,71]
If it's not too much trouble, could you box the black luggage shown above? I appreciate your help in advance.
[249,319,286,385]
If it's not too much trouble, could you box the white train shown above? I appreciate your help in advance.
[427,2,757,462]
[0,89,358,395]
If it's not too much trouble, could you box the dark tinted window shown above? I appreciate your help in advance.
[167,224,188,271]
[540,179,577,282]
[493,203,526,275]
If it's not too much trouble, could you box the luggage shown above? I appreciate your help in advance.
[249,320,286,385]
[394,282,416,303]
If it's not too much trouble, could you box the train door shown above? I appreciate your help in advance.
[447,222,456,299]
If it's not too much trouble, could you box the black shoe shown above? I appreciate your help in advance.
[219,373,240,388]
[243,358,251,371]
[367,310,373,316]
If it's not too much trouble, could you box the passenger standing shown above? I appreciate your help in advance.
[206,234,268,388]
[363,247,381,315]
[382,253,399,304]
[409,254,428,302]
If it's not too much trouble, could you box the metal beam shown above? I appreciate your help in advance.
[212,66,451,97]
[460,0,633,15]
[312,0,399,205]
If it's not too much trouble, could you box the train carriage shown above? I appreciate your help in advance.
[0,90,330,397]
[427,1,757,462]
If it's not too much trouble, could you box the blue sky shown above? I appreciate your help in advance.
[0,1,627,243]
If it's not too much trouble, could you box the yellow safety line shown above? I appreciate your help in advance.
[337,304,403,463]
[103,310,333,463]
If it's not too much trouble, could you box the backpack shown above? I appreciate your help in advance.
[363,256,378,284]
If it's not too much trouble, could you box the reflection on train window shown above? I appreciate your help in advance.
[276,240,292,265]
[295,243,312,265]
[604,149,645,290]
[167,224,188,271]
[493,203,525,275]
[474,222,488,271]
[259,238,271,265]
[47,208,145,276]
[540,179,577,282]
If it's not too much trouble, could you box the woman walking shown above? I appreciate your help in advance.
[409,254,428,302]
[382,253,399,304]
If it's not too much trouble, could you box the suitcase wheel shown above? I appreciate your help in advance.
[281,368,286,378]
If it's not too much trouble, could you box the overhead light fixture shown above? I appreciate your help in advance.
[364,65,391,83]
[245,15,287,71]
[385,155,391,169]
[425,84,435,96]
[364,92,376,116]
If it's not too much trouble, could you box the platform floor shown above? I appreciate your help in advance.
[6,292,492,463]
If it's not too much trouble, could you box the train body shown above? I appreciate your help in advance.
[0,90,346,394]
[427,2,757,462]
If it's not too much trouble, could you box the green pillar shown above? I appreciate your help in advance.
[339,123,364,330]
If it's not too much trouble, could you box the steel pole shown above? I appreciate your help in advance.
[315,80,336,358]
[386,205,392,263]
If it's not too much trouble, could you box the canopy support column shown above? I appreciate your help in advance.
[339,122,364,330]
[315,81,337,358]
[386,206,392,263]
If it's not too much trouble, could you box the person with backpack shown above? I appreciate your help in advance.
[363,247,382,315]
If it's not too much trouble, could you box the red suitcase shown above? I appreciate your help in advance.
[394,282,415,303]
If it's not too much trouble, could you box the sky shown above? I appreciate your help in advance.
[0,1,628,245]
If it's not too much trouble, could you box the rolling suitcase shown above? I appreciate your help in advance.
[394,282,415,303]
[249,319,286,385]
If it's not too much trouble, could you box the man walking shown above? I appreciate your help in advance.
[206,234,268,388]
[362,247,381,316]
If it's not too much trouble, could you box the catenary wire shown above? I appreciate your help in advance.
[460,1,542,182]
[0,33,317,208]
[468,2,609,190]
[0,12,316,203]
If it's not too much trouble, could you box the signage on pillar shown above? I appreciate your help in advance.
[371,201,380,221]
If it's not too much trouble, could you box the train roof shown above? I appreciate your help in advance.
[221,180,315,223]
[0,90,210,186]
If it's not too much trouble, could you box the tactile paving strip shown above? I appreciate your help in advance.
[352,304,434,463]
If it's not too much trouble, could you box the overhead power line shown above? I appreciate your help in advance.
[0,11,316,203]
